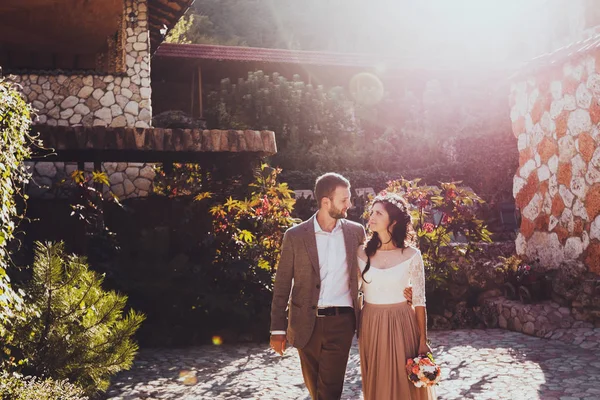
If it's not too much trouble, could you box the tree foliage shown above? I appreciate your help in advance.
[204,69,515,205]
[189,164,297,326]
[0,79,38,356]
[171,0,416,53]
[206,70,362,171]
[166,13,246,46]
[208,163,298,274]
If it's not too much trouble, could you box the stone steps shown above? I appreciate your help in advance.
[545,327,600,349]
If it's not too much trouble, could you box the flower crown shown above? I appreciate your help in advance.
[368,192,414,228]
[371,192,407,212]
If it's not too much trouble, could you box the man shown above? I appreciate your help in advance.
[270,173,412,399]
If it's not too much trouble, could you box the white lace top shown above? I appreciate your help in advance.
[358,247,426,307]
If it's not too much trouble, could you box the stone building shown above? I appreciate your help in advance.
[0,0,276,199]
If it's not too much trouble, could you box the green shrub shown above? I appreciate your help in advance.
[0,372,87,400]
[195,164,298,335]
[100,163,298,346]
[205,71,361,171]
[207,163,298,273]
[368,179,492,289]
[8,242,145,395]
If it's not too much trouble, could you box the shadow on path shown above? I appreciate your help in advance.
[104,329,600,400]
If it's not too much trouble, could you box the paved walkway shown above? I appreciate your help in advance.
[104,329,600,400]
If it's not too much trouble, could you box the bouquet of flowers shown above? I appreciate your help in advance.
[406,352,442,387]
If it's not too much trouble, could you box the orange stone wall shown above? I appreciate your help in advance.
[510,50,600,274]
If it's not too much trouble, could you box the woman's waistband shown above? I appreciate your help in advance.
[363,300,409,308]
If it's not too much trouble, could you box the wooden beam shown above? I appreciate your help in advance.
[30,150,266,164]
[29,126,278,162]
[190,69,195,117]
[197,66,203,118]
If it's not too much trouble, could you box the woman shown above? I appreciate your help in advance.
[358,193,436,400]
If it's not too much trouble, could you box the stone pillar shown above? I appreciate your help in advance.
[123,0,152,129]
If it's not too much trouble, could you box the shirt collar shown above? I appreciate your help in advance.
[314,214,342,234]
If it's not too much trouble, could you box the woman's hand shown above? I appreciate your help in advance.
[418,340,431,356]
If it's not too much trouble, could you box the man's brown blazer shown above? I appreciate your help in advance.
[270,214,366,349]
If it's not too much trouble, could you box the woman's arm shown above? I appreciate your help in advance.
[415,306,429,354]
[410,251,430,354]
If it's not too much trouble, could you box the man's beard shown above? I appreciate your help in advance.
[328,205,347,219]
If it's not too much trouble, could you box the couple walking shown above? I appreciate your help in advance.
[270,173,436,400]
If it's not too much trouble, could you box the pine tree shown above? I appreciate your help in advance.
[9,242,145,395]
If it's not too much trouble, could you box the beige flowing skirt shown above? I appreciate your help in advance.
[359,302,437,400]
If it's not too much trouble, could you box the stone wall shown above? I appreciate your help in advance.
[484,296,600,350]
[510,45,600,274]
[6,0,155,199]
[28,161,155,200]
[5,0,152,129]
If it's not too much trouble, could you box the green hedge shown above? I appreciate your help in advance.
[0,79,36,354]
[278,133,518,204]
[0,373,87,400]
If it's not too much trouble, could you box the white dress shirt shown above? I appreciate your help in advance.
[314,217,353,308]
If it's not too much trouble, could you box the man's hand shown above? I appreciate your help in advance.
[270,334,287,355]
[404,286,413,305]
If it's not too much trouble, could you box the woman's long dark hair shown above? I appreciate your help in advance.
[361,195,415,282]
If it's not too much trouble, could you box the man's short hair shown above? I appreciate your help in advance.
[314,173,350,207]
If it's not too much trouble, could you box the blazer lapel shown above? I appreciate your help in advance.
[304,215,320,276]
